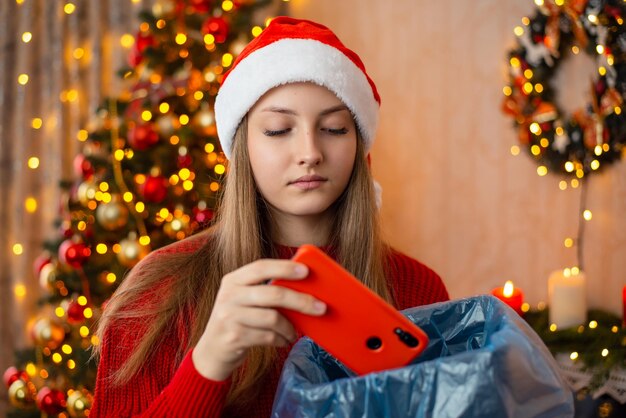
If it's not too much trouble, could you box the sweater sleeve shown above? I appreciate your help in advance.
[91,324,231,418]
[386,249,449,310]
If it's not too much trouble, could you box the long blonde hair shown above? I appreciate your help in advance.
[94,116,392,414]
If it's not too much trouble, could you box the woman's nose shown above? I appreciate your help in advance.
[296,129,323,166]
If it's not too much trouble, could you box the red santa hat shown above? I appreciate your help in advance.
[214,16,381,160]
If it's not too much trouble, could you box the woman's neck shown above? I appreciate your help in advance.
[270,210,333,248]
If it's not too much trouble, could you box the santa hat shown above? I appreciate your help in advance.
[214,16,381,160]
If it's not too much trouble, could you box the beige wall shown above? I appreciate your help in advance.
[290,0,626,314]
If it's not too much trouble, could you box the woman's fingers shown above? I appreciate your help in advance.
[224,259,308,286]
[234,307,298,342]
[233,284,326,316]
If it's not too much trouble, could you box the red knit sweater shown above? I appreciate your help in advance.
[91,239,448,418]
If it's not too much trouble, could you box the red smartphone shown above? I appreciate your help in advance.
[271,244,429,375]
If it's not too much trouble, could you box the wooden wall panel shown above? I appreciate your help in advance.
[290,0,626,314]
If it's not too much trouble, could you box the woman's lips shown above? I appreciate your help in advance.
[289,175,327,190]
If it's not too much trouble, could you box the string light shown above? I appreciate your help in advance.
[570,352,578,360]
[18,74,29,85]
[12,243,23,255]
[63,3,76,15]
[14,284,26,299]
[120,34,135,48]
[135,202,145,213]
[73,48,85,60]
[77,129,88,141]
[175,33,187,45]
[252,26,263,37]
[583,210,592,221]
[510,145,520,156]
[24,197,37,213]
[79,326,90,337]
[28,157,40,169]
[564,238,573,248]
[214,164,226,175]
[222,53,234,67]
[25,363,36,377]
[589,320,598,329]
[222,0,234,11]
[105,273,117,284]
[558,180,567,190]
[22,32,32,43]
[536,166,548,176]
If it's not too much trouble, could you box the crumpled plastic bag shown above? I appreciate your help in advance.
[271,295,574,418]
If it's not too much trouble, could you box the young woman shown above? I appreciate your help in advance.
[91,17,449,418]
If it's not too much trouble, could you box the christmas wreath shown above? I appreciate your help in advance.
[502,0,626,178]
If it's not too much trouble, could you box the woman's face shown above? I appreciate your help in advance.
[247,82,357,220]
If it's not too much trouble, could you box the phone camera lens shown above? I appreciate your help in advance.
[366,336,382,350]
[394,328,419,348]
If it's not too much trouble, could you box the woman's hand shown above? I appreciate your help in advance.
[192,259,326,381]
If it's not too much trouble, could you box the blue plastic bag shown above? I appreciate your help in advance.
[271,295,574,418]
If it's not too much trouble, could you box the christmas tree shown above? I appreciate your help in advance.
[3,1,285,416]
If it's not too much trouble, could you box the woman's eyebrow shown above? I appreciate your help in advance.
[259,104,349,116]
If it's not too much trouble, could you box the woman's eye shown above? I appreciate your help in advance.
[323,127,348,135]
[263,128,290,137]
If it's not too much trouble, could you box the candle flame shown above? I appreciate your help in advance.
[503,280,514,297]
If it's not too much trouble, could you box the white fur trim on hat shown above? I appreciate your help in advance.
[214,38,380,160]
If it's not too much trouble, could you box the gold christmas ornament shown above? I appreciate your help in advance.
[156,113,178,136]
[76,181,98,206]
[66,390,93,418]
[163,215,190,239]
[152,0,175,17]
[31,317,65,350]
[193,106,214,129]
[8,379,35,408]
[96,200,129,230]
[39,262,58,291]
[117,236,150,268]
[230,36,248,56]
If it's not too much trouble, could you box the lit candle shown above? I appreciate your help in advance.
[491,280,524,315]
[548,268,586,329]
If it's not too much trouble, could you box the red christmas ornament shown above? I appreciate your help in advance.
[58,239,91,268]
[194,208,214,224]
[3,367,28,389]
[33,252,52,278]
[189,0,212,12]
[177,154,192,168]
[202,17,229,43]
[128,123,159,150]
[36,387,66,415]
[129,32,156,67]
[73,154,94,179]
[67,300,87,323]
[140,175,168,203]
